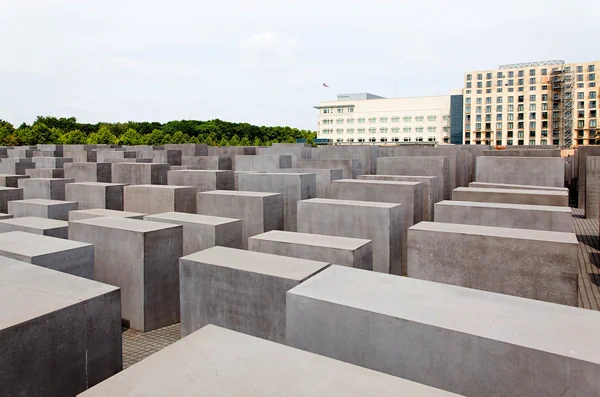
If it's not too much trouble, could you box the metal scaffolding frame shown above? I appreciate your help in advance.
[550,62,574,148]
[499,60,565,69]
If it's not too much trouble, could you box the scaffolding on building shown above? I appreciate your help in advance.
[550,63,574,148]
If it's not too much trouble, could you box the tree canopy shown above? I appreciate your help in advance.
[0,117,315,147]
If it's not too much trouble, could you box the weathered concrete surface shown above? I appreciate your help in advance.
[163,143,208,157]
[0,257,121,397]
[235,154,292,172]
[0,213,13,220]
[78,325,457,397]
[249,230,372,270]
[197,190,283,249]
[0,231,94,278]
[0,158,35,175]
[64,149,97,163]
[96,151,137,163]
[168,169,234,191]
[124,185,196,214]
[435,201,573,233]
[111,163,169,185]
[182,155,232,170]
[407,222,578,305]
[577,146,600,209]
[152,150,182,166]
[257,143,312,167]
[297,198,403,275]
[318,145,378,175]
[0,173,29,188]
[468,181,568,192]
[0,216,69,238]
[18,177,75,200]
[179,246,329,341]
[32,156,73,169]
[0,186,23,212]
[276,168,343,198]
[207,146,256,169]
[238,172,316,231]
[8,199,78,220]
[298,159,362,179]
[66,182,126,210]
[286,265,600,397]
[585,156,600,219]
[358,174,442,221]
[145,212,242,255]
[64,162,112,183]
[482,149,561,157]
[69,217,183,332]
[476,156,565,188]
[233,171,264,190]
[376,156,451,199]
[452,187,569,207]
[25,168,65,178]
[69,208,146,222]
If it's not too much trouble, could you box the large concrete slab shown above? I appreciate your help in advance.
[586,156,600,219]
[376,156,451,199]
[18,177,75,200]
[249,230,372,270]
[197,190,283,249]
[152,149,182,165]
[180,246,329,341]
[182,155,232,170]
[407,222,578,305]
[258,143,312,167]
[235,154,292,172]
[452,187,569,206]
[0,257,121,397]
[111,162,169,185]
[69,217,183,332]
[32,156,73,169]
[78,325,458,397]
[286,265,600,397]
[0,158,35,174]
[64,162,112,183]
[234,171,264,190]
[0,173,29,188]
[482,149,561,157]
[163,143,208,157]
[0,186,23,212]
[276,168,343,198]
[468,181,568,192]
[476,156,565,188]
[238,172,316,231]
[435,200,573,232]
[66,182,126,210]
[8,198,78,220]
[0,231,94,278]
[69,208,146,222]
[577,146,600,208]
[318,145,378,175]
[0,216,69,238]
[167,169,234,191]
[298,159,362,179]
[144,212,242,255]
[297,198,403,275]
[25,168,65,178]
[124,184,196,214]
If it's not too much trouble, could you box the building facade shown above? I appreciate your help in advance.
[315,91,462,145]
[463,60,600,147]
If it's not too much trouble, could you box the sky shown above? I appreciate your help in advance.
[1,0,599,131]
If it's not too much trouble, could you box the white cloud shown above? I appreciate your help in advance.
[239,31,300,70]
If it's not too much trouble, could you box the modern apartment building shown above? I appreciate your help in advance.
[315,91,464,145]
[463,60,600,147]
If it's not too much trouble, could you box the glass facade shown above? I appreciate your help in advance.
[450,94,464,144]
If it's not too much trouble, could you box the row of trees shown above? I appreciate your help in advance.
[0,117,316,146]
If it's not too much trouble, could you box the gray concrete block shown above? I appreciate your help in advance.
[452,187,569,206]
[234,171,264,190]
[181,155,232,170]
[297,198,403,275]
[167,169,234,191]
[376,156,451,199]
[249,230,372,270]
[197,190,284,249]
[111,162,169,185]
[235,154,293,172]
[124,185,196,214]
[163,143,208,157]
[96,150,137,163]
[6,149,34,158]
[179,246,329,341]
[69,208,146,222]
[0,231,94,278]
[18,177,75,200]
[25,168,65,178]
[78,325,456,397]
[144,212,242,255]
[286,265,600,397]
[577,146,600,208]
[64,162,112,182]
[298,159,362,179]
[482,149,561,157]
[476,156,565,188]
[318,145,378,175]
[0,186,23,212]
[586,156,600,219]
[238,173,316,232]
[66,182,126,210]
[32,157,73,169]
[468,181,568,192]
[435,200,573,233]
[0,257,121,396]
[152,149,182,165]
[0,173,29,187]
[0,216,69,238]
[64,149,97,163]
[277,168,343,198]
[8,199,78,220]
[257,144,313,167]
[0,158,35,175]
[407,222,578,305]
[0,213,13,220]
[359,174,442,221]
[207,146,255,169]
[69,217,183,332]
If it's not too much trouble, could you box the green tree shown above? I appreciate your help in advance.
[160,133,172,145]
[218,137,229,147]
[86,126,117,144]
[253,136,263,146]
[144,129,166,146]
[118,128,144,145]
[60,129,88,144]
[229,134,240,146]
[240,136,250,146]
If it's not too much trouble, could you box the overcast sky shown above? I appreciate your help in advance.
[1,0,598,130]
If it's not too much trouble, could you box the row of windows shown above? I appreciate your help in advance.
[465,82,597,95]
[466,110,599,122]
[466,140,553,146]
[466,65,596,81]
[466,92,598,106]
[465,118,598,131]
[334,137,438,143]
[322,126,443,134]
[322,107,354,114]
[322,115,447,124]
[466,101,598,114]
[466,74,596,89]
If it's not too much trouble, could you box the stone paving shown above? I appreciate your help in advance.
[121,208,600,368]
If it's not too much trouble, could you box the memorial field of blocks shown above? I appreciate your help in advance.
[1,142,599,396]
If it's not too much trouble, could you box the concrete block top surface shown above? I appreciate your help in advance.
[146,212,240,225]
[20,177,74,182]
[168,169,231,174]
[0,216,68,228]
[468,182,568,192]
[251,230,371,251]
[301,198,402,209]
[13,198,78,206]
[69,208,146,218]
[454,187,568,197]
[70,216,182,233]
[78,325,459,397]
[288,266,600,364]
[199,190,282,198]
[68,182,127,187]
[0,256,118,329]
[0,231,92,256]
[334,179,421,187]
[126,184,195,190]
[438,200,573,213]
[0,186,21,191]
[181,246,329,281]
[410,221,578,244]
[365,174,438,180]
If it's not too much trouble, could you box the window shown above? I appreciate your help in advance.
[529,140,536,145]
[529,95,536,101]
[485,106,492,113]
[578,83,585,88]
[415,116,424,122]
[496,105,503,112]
[496,122,502,130]
[443,115,450,122]
[508,96,514,103]
[415,127,424,133]
[369,137,376,143]
[466,74,472,81]
[518,131,524,138]
[475,123,482,130]
[416,137,424,142]
[476,98,482,104]
[403,127,411,133]
[336,138,343,143]
[578,101,585,109]
[476,115,482,122]
[358,128,365,134]
[336,118,344,124]
[589,65,596,72]
[486,81,492,88]
[578,120,585,128]
[541,68,547,75]
[465,123,471,131]
[323,109,330,114]
[403,137,411,142]
[542,130,548,137]
[486,72,492,79]
[380,137,387,143]
[508,79,514,86]
[577,65,584,73]
[391,116,400,122]
[358,118,365,123]
[336,128,343,134]
[518,79,524,85]
[392,137,399,142]
[443,127,449,133]
[530,86,536,91]
[508,105,514,112]
[591,101,597,109]
[380,117,388,123]
[477,73,482,80]
[347,128,354,134]
[508,71,514,78]
[337,108,343,113]
[518,104,524,111]
[590,74,596,81]
[496,114,502,121]
[369,127,377,133]
[497,80,503,87]
[530,121,536,129]
[477,82,483,88]
[347,138,354,142]
[465,106,471,113]
[347,118,354,124]
[403,116,412,122]
[496,97,502,103]
[578,92,585,99]
[486,97,492,104]
[380,127,388,133]
[530,104,536,111]
[368,117,376,123]
[592,120,598,128]
[427,115,437,121]
[508,113,514,121]
[466,98,472,104]
[528,78,535,85]
[392,127,400,133]
[578,74,584,82]
[427,126,436,132]
[591,92,597,99]
[348,108,354,113]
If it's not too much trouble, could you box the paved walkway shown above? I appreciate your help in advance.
[121,209,600,368]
